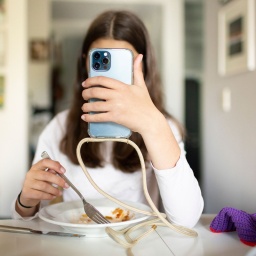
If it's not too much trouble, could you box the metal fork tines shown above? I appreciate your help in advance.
[82,199,110,224]
[41,151,110,224]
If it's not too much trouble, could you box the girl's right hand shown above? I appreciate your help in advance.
[17,158,69,212]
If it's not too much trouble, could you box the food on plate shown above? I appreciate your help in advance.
[77,207,134,224]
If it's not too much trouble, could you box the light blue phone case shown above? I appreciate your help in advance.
[88,48,133,138]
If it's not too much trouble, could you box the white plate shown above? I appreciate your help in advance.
[39,199,152,237]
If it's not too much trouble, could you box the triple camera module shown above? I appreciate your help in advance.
[92,51,111,71]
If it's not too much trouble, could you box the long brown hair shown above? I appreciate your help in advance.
[60,10,181,172]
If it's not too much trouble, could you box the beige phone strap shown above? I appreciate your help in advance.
[76,137,198,248]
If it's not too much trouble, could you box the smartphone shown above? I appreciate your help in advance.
[88,48,133,138]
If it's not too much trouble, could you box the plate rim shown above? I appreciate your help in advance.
[39,199,152,229]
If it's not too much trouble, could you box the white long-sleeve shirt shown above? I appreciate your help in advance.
[12,110,204,228]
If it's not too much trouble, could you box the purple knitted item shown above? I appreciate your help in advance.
[210,207,256,246]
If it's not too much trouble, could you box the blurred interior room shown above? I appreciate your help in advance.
[0,0,256,219]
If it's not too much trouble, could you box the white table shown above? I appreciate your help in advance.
[156,214,255,256]
[0,215,254,256]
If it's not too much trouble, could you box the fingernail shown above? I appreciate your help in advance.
[82,81,86,87]
[64,183,70,189]
[60,167,66,173]
[81,115,86,121]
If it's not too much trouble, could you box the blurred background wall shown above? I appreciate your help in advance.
[0,0,29,218]
[202,0,256,213]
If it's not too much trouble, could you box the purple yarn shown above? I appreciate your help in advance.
[210,207,256,246]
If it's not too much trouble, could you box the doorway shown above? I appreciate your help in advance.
[185,78,201,183]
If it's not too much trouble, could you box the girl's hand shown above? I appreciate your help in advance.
[81,54,180,169]
[18,159,69,209]
[81,54,161,135]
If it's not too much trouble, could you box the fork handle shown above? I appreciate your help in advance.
[41,151,86,202]
[58,173,85,200]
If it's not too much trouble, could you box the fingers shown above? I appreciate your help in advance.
[82,86,116,101]
[22,182,62,201]
[82,76,126,90]
[22,159,70,203]
[81,100,113,114]
[35,168,67,189]
[80,53,146,126]
[81,111,113,123]
[33,159,69,190]
[40,158,66,175]
[133,54,145,87]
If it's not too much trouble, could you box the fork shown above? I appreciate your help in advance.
[41,151,110,224]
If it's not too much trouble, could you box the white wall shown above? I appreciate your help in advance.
[28,0,51,108]
[0,0,51,218]
[0,0,29,217]
[28,0,51,151]
[202,1,256,213]
[160,0,184,122]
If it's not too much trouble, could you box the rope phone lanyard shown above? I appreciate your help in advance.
[76,137,198,248]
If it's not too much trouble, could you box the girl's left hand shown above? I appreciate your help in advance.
[81,54,161,135]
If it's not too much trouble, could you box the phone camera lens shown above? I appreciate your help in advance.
[94,62,100,70]
[102,57,109,65]
[93,52,100,60]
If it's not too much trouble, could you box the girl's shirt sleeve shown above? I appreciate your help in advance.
[152,120,204,228]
